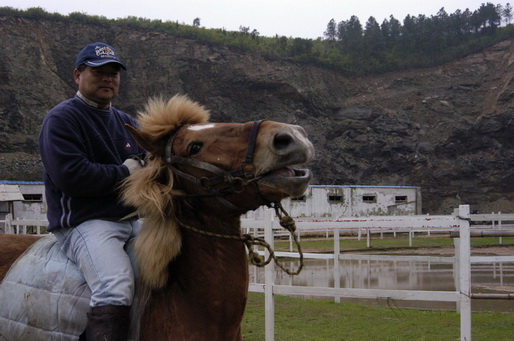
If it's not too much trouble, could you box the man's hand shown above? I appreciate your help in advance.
[123,158,144,174]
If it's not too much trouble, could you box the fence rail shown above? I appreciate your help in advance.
[242,210,514,249]
[2,214,49,235]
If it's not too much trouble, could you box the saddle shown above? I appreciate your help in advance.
[0,235,141,341]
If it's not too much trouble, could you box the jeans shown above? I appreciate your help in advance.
[53,219,142,307]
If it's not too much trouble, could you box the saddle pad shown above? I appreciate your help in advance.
[0,235,90,340]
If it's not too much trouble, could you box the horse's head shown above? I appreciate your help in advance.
[122,95,314,289]
[124,95,314,214]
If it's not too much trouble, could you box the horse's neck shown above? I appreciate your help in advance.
[140,215,248,340]
[175,214,248,287]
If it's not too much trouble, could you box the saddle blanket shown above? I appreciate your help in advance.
[0,235,141,341]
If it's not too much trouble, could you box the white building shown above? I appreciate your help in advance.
[0,181,422,227]
[246,185,422,218]
[0,181,46,222]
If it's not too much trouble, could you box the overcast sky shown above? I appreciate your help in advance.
[1,0,508,39]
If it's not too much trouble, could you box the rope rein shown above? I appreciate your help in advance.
[176,202,304,276]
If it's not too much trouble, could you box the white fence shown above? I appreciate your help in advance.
[1,214,49,234]
[244,205,514,341]
[242,210,514,249]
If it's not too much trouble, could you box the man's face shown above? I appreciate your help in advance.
[74,63,121,109]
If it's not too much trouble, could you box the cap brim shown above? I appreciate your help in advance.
[84,60,127,70]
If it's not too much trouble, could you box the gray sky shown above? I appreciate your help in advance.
[1,0,507,39]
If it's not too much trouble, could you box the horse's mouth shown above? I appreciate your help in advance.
[264,166,310,179]
[258,166,312,196]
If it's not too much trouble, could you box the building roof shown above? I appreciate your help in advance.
[309,184,421,189]
[0,180,44,185]
[0,184,24,201]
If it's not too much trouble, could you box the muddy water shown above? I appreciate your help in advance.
[249,255,514,312]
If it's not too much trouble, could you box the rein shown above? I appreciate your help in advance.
[176,201,304,276]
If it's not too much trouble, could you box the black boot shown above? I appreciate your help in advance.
[85,304,131,341]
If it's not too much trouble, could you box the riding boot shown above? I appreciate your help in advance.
[85,304,131,341]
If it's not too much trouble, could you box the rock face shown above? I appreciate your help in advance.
[0,16,513,214]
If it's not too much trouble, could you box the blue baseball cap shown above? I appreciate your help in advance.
[75,42,126,70]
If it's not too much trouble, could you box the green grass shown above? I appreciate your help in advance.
[242,293,514,341]
[273,236,514,252]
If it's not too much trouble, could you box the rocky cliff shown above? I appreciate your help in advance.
[0,15,513,214]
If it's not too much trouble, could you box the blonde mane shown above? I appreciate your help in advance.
[122,95,210,289]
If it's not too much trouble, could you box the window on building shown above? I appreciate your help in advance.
[291,195,306,202]
[362,195,376,203]
[395,195,408,203]
[328,195,343,203]
[23,194,43,202]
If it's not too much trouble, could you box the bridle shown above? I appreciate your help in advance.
[162,119,304,275]
[163,119,269,211]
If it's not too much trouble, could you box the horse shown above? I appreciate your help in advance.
[0,94,315,340]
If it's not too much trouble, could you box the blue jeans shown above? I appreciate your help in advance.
[53,219,142,307]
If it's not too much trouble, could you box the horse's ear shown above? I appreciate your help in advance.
[125,124,166,155]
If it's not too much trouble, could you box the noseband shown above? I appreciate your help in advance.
[164,120,268,210]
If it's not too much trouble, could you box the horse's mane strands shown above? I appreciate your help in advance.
[136,94,210,137]
[122,94,210,289]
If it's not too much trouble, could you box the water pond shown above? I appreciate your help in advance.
[249,254,514,312]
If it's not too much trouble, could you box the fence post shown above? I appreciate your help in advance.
[5,214,13,234]
[458,205,472,341]
[498,212,503,245]
[334,229,341,303]
[264,209,275,341]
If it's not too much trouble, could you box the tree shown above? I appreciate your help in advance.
[502,3,513,24]
[337,15,363,52]
[474,2,502,34]
[381,15,401,47]
[239,25,250,34]
[400,14,418,51]
[290,38,313,57]
[363,16,384,56]
[324,19,337,41]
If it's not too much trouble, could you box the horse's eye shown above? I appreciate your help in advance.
[189,142,203,156]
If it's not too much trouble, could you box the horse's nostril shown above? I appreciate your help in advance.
[273,133,293,150]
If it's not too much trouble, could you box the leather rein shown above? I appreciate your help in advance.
[162,119,304,275]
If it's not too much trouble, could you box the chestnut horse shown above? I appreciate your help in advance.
[0,95,314,340]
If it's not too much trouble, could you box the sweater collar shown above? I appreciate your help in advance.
[76,91,111,109]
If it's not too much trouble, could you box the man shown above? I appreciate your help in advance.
[39,42,145,341]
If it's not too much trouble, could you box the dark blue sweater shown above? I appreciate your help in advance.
[39,95,145,231]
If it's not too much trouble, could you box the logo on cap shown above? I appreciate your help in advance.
[95,45,117,60]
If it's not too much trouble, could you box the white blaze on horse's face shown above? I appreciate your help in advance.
[187,124,216,131]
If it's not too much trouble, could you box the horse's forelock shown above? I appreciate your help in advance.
[137,95,210,139]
